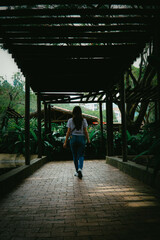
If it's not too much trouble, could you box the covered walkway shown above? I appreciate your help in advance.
[0,160,160,240]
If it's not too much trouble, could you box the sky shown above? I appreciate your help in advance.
[0,48,141,84]
[0,48,20,83]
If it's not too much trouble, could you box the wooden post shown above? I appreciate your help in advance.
[99,102,103,140]
[99,102,104,155]
[25,76,30,165]
[106,92,114,156]
[37,92,42,158]
[48,104,52,134]
[153,19,160,121]
[120,74,127,162]
[44,102,48,134]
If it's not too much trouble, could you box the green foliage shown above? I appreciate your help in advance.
[133,122,160,173]
[87,125,106,157]
[1,118,160,167]
[0,73,37,129]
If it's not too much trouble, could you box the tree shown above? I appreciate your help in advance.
[0,72,37,129]
[114,44,157,134]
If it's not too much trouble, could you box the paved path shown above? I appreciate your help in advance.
[0,160,160,240]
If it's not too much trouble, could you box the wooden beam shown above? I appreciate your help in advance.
[6,33,149,45]
[10,45,144,58]
[5,31,148,38]
[1,8,160,17]
[0,0,159,6]
[3,25,148,33]
[0,16,154,25]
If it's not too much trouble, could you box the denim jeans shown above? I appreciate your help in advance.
[70,135,85,172]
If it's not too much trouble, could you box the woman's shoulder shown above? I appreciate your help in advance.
[67,118,73,127]
[68,117,73,122]
[83,118,88,125]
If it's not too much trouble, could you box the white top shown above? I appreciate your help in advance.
[67,118,88,136]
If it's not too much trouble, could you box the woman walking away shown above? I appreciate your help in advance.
[63,106,90,179]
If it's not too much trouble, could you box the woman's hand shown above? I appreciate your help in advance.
[63,128,71,149]
[84,127,90,144]
[63,142,67,149]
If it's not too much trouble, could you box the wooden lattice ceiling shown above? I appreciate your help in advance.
[0,0,159,94]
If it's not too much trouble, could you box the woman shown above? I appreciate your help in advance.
[63,106,90,179]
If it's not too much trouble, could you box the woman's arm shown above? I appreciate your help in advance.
[84,127,90,143]
[63,128,71,148]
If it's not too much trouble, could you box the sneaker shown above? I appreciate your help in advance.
[78,169,83,179]
[74,172,78,177]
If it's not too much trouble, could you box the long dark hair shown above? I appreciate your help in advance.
[72,106,83,130]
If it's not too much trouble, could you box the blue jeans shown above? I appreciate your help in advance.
[70,135,85,172]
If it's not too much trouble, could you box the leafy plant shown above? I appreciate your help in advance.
[133,122,160,174]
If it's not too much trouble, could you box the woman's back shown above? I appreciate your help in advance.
[67,118,88,136]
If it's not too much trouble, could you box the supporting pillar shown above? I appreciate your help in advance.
[37,92,42,158]
[153,19,160,121]
[99,102,103,141]
[106,92,114,156]
[99,102,104,155]
[44,102,48,134]
[25,76,30,165]
[120,74,127,162]
[48,104,52,134]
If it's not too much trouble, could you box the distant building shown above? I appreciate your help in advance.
[85,103,98,111]
[113,104,121,123]
[84,103,121,123]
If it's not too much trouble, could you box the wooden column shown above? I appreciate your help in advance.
[154,19,160,121]
[99,102,103,141]
[120,74,127,162]
[48,104,52,134]
[25,76,30,165]
[37,92,42,158]
[99,102,104,155]
[44,102,48,134]
[106,92,114,156]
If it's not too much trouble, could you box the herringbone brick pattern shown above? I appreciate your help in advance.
[0,160,160,240]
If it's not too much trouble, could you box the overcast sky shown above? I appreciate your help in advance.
[0,48,140,84]
[0,48,20,83]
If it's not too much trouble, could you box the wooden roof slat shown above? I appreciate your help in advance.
[1,8,160,17]
[0,16,155,25]
[3,25,149,33]
[7,38,148,45]
[0,2,157,94]
[10,45,144,58]
[0,0,160,6]
[5,32,149,39]
[5,38,145,44]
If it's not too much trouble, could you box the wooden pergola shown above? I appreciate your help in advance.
[0,0,160,164]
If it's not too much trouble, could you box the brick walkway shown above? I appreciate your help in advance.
[0,160,160,240]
